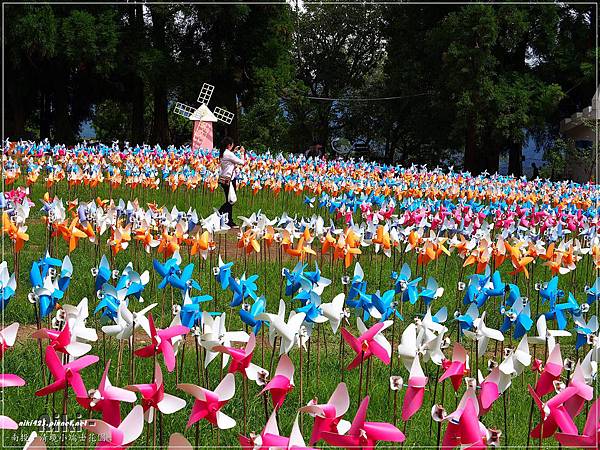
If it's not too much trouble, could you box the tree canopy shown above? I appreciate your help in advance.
[4,2,597,174]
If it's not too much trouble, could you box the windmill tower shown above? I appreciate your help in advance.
[173,83,235,151]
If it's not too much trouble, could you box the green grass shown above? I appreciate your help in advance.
[1,177,595,448]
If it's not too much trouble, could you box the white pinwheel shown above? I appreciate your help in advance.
[320,293,348,333]
[463,311,504,355]
[257,299,306,355]
[199,312,249,368]
[102,301,157,340]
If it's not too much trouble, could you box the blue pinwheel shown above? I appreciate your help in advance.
[29,256,72,318]
[586,277,600,305]
[544,292,581,330]
[505,283,521,307]
[300,262,331,293]
[239,296,266,334]
[573,315,598,350]
[168,263,201,293]
[228,273,259,307]
[455,303,479,333]
[94,255,113,291]
[463,271,489,307]
[540,276,564,307]
[0,262,16,312]
[215,256,234,290]
[372,289,403,322]
[94,283,127,321]
[348,289,381,321]
[392,263,421,304]
[417,277,443,306]
[116,265,149,300]
[284,262,307,297]
[179,293,214,328]
[153,254,183,289]
[348,262,366,302]
[296,291,327,324]
[500,296,533,339]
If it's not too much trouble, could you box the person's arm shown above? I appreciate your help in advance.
[224,149,245,166]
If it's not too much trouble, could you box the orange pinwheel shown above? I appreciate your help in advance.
[188,230,212,259]
[54,218,88,253]
[238,229,261,254]
[109,224,132,256]
[283,235,316,261]
[2,213,29,252]
[509,256,534,279]
[135,228,160,253]
[334,228,362,268]
[372,225,392,257]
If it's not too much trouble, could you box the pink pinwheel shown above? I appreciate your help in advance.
[441,397,485,449]
[562,361,594,419]
[402,356,428,421]
[439,343,468,392]
[528,385,578,440]
[341,318,392,370]
[239,409,290,450]
[300,382,351,445]
[178,373,236,429]
[134,313,189,372]
[0,322,19,359]
[556,397,600,448]
[168,433,192,450]
[36,346,98,397]
[212,333,268,382]
[478,366,500,415]
[535,343,563,397]
[127,361,186,423]
[322,396,405,449]
[0,373,25,430]
[83,404,144,449]
[31,322,91,357]
[22,431,47,449]
[76,361,137,426]
[259,354,294,410]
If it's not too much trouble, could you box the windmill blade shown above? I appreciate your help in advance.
[197,83,215,105]
[213,106,235,125]
[174,102,196,119]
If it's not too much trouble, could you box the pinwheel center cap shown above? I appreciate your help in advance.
[358,429,369,444]
[154,336,162,346]
[361,341,369,352]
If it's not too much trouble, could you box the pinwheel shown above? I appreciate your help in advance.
[95,283,128,321]
[540,276,564,307]
[257,299,306,355]
[527,384,579,440]
[500,296,533,339]
[212,333,268,382]
[103,302,155,340]
[283,262,308,297]
[535,344,563,397]
[440,396,485,449]
[478,366,501,415]
[127,362,186,423]
[455,303,479,333]
[322,396,405,448]
[586,277,600,305]
[228,273,259,307]
[153,253,183,289]
[179,373,237,429]
[239,409,289,450]
[168,433,192,450]
[341,318,392,370]
[544,293,581,331]
[0,322,18,359]
[134,313,189,372]
[319,293,349,334]
[0,261,17,311]
[259,354,294,410]
[83,404,144,449]
[198,311,249,368]
[300,382,351,445]
[530,315,572,351]
[402,356,428,421]
[177,292,213,329]
[2,211,29,252]
[439,343,469,392]
[22,431,47,450]
[573,315,598,350]
[555,397,600,448]
[215,255,234,290]
[463,311,504,355]
[77,361,137,426]
[63,297,98,344]
[498,335,531,393]
[31,322,91,357]
[36,346,98,397]
[348,290,381,321]
[239,296,266,335]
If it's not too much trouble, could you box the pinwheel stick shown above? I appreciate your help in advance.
[357,349,365,405]
[299,333,304,431]
[429,365,441,436]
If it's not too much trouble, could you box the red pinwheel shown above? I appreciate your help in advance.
[77,361,137,427]
[322,396,405,448]
[36,346,98,398]
[212,333,268,382]
[341,318,391,370]
[31,322,91,357]
[259,354,294,410]
[83,404,144,449]
[439,343,469,392]
[534,344,563,397]
[178,373,236,429]
[127,362,186,423]
[134,313,189,372]
[300,382,351,445]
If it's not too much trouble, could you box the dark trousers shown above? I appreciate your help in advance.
[218,180,237,225]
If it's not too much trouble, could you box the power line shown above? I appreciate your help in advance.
[305,92,432,102]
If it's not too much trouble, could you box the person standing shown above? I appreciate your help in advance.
[217,136,245,227]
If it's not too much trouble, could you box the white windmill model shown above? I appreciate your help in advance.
[173,83,235,151]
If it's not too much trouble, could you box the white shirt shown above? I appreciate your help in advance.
[219,149,244,181]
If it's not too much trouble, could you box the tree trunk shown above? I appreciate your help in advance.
[463,111,478,173]
[150,6,171,145]
[508,141,522,177]
[53,65,73,143]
